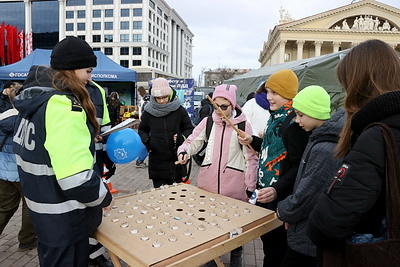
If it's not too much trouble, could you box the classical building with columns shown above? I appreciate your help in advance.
[259,0,400,67]
[0,0,193,86]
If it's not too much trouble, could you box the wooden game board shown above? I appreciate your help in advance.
[95,183,281,267]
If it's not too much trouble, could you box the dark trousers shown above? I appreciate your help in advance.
[0,180,36,244]
[281,246,317,267]
[261,225,287,267]
[38,237,89,267]
[152,178,175,188]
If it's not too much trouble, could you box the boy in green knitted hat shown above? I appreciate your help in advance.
[239,69,309,266]
[276,85,345,266]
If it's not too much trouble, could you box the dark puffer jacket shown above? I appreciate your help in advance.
[138,97,193,183]
[308,91,400,249]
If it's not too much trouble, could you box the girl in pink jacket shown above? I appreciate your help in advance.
[177,84,258,202]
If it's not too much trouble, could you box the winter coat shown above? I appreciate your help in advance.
[13,65,112,247]
[253,102,309,210]
[308,91,400,250]
[0,93,13,113]
[178,107,258,201]
[138,97,193,183]
[0,106,19,182]
[277,109,345,257]
[199,98,213,121]
[107,101,120,124]
[138,93,150,118]
[241,98,270,136]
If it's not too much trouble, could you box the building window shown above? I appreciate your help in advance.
[93,9,101,18]
[133,21,142,29]
[121,0,142,3]
[93,0,113,5]
[104,34,113,42]
[104,22,113,30]
[66,23,74,31]
[120,60,129,68]
[157,7,162,16]
[133,8,142,16]
[284,53,291,62]
[78,35,85,41]
[164,14,168,21]
[104,47,113,55]
[132,60,141,66]
[66,11,74,19]
[67,0,86,6]
[77,23,85,31]
[149,0,155,9]
[132,47,141,55]
[120,34,129,42]
[120,21,129,30]
[133,34,142,42]
[77,10,85,18]
[105,9,113,17]
[93,22,101,30]
[121,9,129,17]
[93,35,101,42]
[93,47,101,51]
[120,47,129,55]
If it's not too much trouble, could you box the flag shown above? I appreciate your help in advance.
[4,25,20,64]
[0,22,4,65]
[5,24,11,64]
[25,31,32,56]
[11,26,19,63]
[18,29,24,60]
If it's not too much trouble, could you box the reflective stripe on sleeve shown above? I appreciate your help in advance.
[24,181,109,214]
[16,155,55,176]
[57,170,94,191]
[85,182,109,207]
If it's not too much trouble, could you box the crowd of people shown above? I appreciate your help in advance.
[1,37,399,267]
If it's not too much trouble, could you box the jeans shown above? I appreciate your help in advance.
[137,146,148,162]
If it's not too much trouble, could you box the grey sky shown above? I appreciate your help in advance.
[166,0,400,84]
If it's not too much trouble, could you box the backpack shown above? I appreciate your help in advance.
[193,103,213,125]
[192,117,246,166]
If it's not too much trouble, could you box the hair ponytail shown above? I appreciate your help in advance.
[52,70,99,134]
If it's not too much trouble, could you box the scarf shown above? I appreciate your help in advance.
[144,95,182,117]
[255,92,270,110]
[258,101,294,187]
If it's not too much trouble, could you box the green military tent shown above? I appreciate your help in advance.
[226,49,349,111]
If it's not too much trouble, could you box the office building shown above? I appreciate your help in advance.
[0,0,193,87]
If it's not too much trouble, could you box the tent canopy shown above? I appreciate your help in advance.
[0,49,136,82]
[226,49,349,110]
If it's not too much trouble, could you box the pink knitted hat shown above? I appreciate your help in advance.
[212,84,237,107]
[151,77,172,97]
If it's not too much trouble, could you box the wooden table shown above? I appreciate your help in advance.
[95,184,281,267]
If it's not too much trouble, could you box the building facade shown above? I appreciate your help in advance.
[259,0,400,67]
[0,0,193,87]
[204,68,251,87]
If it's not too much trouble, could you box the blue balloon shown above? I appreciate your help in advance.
[106,128,144,164]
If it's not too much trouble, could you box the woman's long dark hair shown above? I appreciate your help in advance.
[336,39,400,158]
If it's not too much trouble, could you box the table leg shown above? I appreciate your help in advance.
[213,257,224,267]
[108,250,122,267]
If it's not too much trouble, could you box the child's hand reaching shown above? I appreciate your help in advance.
[238,129,253,146]
[176,151,189,165]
